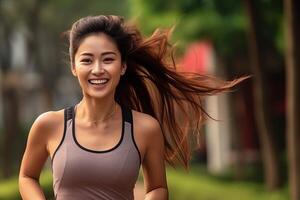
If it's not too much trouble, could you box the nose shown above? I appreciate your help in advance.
[91,61,105,75]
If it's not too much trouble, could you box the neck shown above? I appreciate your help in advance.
[76,96,118,124]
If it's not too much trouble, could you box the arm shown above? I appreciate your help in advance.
[19,113,52,200]
[142,118,168,200]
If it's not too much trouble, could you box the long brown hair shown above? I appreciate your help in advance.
[67,15,247,169]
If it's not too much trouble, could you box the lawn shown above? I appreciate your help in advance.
[167,166,289,200]
[0,170,54,200]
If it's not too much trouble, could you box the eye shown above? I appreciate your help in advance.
[81,58,92,64]
[103,57,115,64]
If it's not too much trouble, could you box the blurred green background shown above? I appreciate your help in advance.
[1,0,299,199]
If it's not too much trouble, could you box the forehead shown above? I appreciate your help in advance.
[76,33,119,56]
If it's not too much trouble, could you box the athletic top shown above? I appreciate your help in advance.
[51,104,141,200]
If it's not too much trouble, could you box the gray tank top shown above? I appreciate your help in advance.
[51,104,141,200]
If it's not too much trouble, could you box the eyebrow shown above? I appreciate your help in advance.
[80,51,117,57]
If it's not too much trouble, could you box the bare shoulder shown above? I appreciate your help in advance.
[33,109,64,131]
[28,109,65,144]
[132,110,162,139]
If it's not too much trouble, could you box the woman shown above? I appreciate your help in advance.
[19,15,246,200]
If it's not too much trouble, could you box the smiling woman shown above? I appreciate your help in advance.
[18,15,246,200]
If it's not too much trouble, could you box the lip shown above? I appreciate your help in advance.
[88,78,109,81]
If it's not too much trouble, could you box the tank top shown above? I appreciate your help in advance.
[51,104,141,200]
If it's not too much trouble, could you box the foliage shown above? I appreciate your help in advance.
[129,0,247,57]
[129,0,283,59]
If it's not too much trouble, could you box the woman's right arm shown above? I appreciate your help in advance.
[19,112,53,200]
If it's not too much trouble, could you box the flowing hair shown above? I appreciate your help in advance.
[67,15,247,169]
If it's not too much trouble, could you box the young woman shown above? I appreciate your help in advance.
[19,15,246,200]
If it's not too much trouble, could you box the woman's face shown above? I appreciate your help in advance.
[72,32,126,99]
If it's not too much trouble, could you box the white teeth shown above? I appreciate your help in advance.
[89,79,108,84]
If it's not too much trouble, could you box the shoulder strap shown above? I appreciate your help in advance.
[122,106,132,124]
[51,105,74,167]
[66,105,74,121]
[122,106,142,165]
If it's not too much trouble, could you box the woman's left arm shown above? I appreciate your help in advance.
[141,118,168,200]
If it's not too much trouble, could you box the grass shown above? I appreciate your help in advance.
[167,166,289,200]
[0,166,289,200]
[0,170,53,200]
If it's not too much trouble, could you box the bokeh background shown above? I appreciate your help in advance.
[0,0,299,199]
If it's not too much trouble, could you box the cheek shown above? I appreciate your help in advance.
[108,67,122,86]
[106,62,122,75]
[74,68,88,84]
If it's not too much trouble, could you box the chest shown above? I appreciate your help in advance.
[59,144,140,188]
[75,121,122,151]
[52,120,141,189]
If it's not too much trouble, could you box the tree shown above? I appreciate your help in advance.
[284,0,300,199]
[243,0,281,190]
[0,0,22,178]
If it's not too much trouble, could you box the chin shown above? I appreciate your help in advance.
[83,88,115,100]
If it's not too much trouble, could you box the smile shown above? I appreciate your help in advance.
[88,79,109,85]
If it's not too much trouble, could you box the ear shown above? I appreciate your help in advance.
[71,65,77,77]
[121,63,127,75]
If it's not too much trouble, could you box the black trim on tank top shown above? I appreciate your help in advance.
[72,104,125,153]
[51,106,73,167]
[66,105,74,120]
[123,106,132,123]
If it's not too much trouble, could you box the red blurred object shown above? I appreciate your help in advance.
[179,41,213,74]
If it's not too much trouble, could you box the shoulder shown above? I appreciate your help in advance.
[132,110,162,135]
[33,109,64,130]
[28,109,65,143]
[132,110,164,147]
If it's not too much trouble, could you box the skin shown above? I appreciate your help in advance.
[19,32,168,199]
